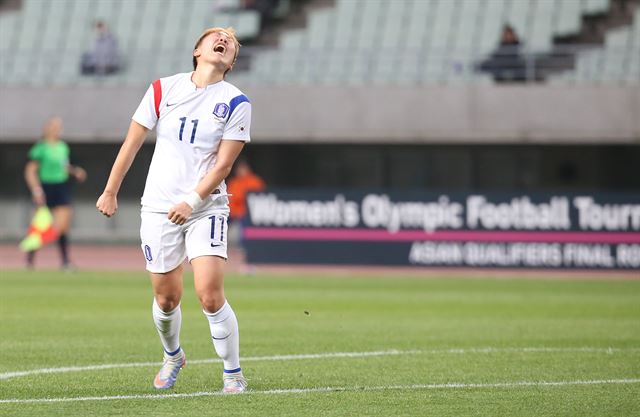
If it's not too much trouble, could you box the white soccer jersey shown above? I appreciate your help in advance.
[132,72,251,213]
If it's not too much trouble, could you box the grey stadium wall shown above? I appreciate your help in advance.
[0,84,639,144]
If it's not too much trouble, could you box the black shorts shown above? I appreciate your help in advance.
[42,182,72,208]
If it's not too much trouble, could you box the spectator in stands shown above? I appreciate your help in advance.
[24,117,87,270]
[227,158,265,265]
[478,24,527,83]
[81,21,120,75]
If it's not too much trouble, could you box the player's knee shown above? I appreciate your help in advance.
[199,294,225,313]
[155,295,181,312]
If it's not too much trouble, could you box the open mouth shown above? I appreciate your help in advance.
[214,44,226,55]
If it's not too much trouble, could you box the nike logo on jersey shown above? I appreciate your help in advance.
[211,243,222,247]
[166,102,178,107]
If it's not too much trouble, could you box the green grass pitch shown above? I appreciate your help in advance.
[1,269,639,416]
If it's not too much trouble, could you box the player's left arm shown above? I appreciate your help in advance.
[63,143,87,183]
[167,140,245,225]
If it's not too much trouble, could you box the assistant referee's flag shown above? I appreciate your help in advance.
[19,207,58,252]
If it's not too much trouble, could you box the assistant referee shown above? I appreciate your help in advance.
[24,117,86,269]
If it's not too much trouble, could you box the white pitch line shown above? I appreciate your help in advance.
[0,350,415,381]
[1,347,638,381]
[1,378,639,404]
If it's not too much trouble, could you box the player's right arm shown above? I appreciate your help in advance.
[96,120,149,217]
[24,160,45,206]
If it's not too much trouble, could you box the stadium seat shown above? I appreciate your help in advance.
[555,0,582,36]
[600,28,632,82]
[405,0,431,51]
[583,0,610,15]
[477,0,507,56]
[307,9,332,52]
[529,0,555,53]
[628,8,640,82]
[158,0,191,52]
[353,0,382,51]
[210,10,261,40]
[0,12,19,80]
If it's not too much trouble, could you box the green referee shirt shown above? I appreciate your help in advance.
[28,140,70,184]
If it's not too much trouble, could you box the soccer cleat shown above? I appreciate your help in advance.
[222,373,247,394]
[153,350,186,390]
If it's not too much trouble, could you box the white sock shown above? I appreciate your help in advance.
[203,300,241,373]
[152,298,182,358]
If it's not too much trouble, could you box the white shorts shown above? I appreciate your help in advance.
[140,210,229,273]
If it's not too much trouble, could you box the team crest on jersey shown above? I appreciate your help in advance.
[213,103,230,119]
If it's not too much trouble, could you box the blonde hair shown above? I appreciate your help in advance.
[192,27,241,74]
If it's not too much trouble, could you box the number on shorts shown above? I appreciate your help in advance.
[209,215,225,247]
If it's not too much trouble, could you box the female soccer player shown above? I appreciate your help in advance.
[96,27,251,393]
[24,117,87,269]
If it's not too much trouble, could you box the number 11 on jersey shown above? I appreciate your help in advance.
[178,117,199,143]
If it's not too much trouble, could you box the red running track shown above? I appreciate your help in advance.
[0,243,638,279]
